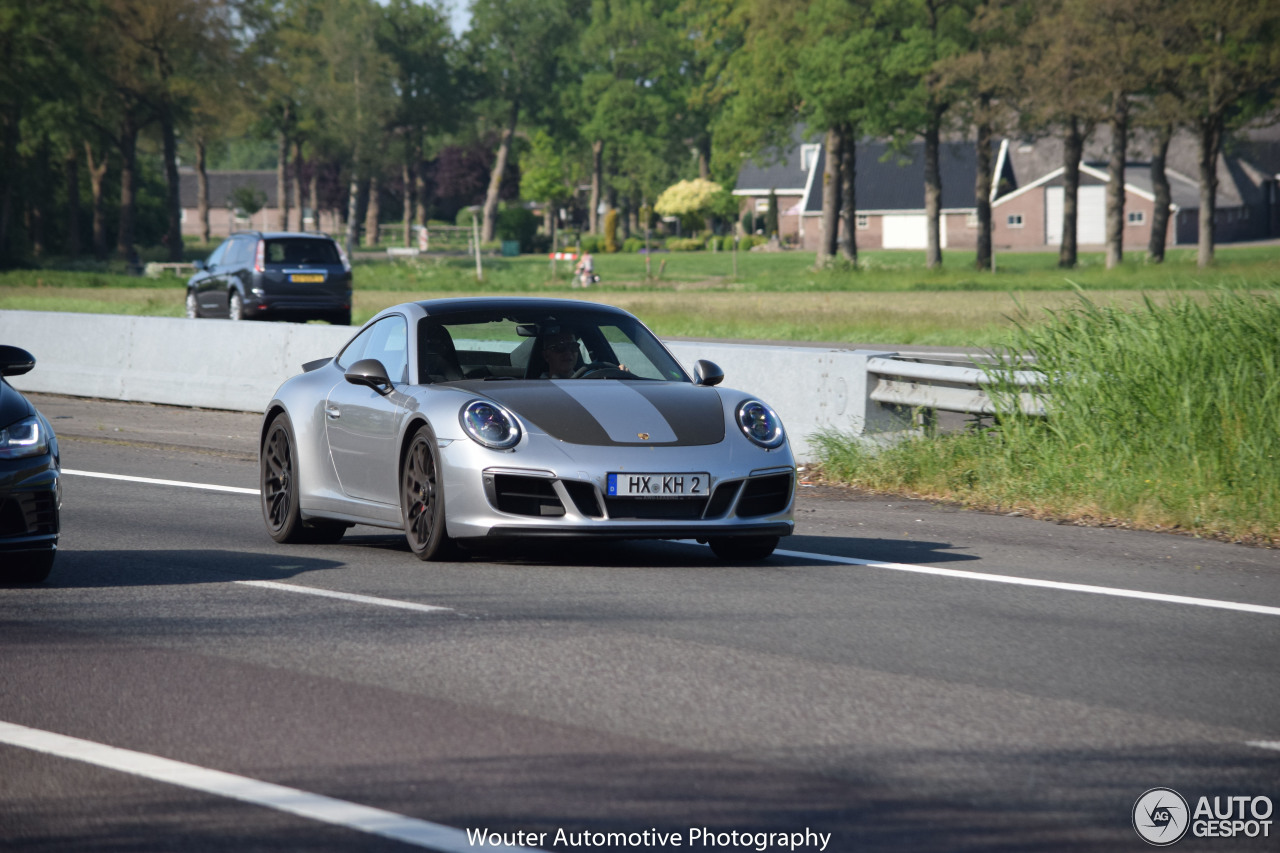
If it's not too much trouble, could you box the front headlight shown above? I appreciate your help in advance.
[736,400,785,449]
[460,400,521,450]
[0,415,50,459]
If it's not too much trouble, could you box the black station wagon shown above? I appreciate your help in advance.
[186,231,353,325]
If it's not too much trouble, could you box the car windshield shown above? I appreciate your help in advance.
[418,307,689,383]
[264,238,340,265]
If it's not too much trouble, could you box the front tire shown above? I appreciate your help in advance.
[185,290,200,319]
[261,415,347,545]
[5,550,55,584]
[709,535,779,562]
[229,290,244,321]
[401,423,454,561]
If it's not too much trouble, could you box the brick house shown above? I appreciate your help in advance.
[733,134,1009,251]
[178,169,342,238]
[736,125,1280,251]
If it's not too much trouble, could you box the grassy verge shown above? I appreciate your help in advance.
[812,289,1280,545]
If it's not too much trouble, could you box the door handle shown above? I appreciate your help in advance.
[325,406,341,419]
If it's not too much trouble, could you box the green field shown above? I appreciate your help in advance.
[3,244,1277,347]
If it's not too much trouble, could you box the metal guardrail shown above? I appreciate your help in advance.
[866,355,1047,418]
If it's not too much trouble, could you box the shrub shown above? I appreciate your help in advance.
[579,234,602,254]
[667,237,705,252]
[603,208,619,253]
[495,205,539,253]
[622,237,645,253]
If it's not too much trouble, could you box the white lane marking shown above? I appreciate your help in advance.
[64,469,258,495]
[773,548,1280,618]
[1247,741,1280,752]
[237,580,452,614]
[0,721,537,852]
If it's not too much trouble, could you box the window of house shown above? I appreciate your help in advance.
[1127,210,1145,226]
[965,212,978,228]
[801,144,821,172]
[855,215,869,230]
[1007,214,1024,228]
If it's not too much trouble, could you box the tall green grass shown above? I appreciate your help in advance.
[814,288,1280,544]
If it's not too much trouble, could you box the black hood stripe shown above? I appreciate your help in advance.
[457,380,724,446]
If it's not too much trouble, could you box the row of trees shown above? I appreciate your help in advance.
[3,0,1278,270]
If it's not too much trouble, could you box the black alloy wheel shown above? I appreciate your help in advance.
[401,423,454,561]
[261,416,345,545]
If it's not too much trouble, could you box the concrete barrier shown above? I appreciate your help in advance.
[0,310,903,461]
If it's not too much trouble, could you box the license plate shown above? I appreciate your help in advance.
[607,472,709,498]
[290,273,325,283]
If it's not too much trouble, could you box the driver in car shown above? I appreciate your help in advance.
[541,330,581,378]
[540,329,629,379]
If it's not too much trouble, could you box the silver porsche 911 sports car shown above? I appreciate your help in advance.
[260,297,794,561]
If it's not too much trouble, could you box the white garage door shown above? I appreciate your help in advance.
[881,214,947,249]
[1045,185,1106,245]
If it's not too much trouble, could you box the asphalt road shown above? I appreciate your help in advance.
[2,395,1278,852]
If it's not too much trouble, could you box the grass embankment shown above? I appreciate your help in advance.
[813,289,1280,545]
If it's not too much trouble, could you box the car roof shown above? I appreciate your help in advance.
[412,297,636,319]
[229,231,337,240]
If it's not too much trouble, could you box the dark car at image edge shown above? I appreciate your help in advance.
[185,230,353,325]
[0,346,60,584]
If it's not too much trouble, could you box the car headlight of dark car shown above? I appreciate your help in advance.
[736,400,785,449]
[0,415,49,459]
[460,400,522,450]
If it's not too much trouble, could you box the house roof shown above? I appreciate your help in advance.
[178,169,279,209]
[735,134,1006,215]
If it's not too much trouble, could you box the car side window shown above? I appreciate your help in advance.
[336,316,408,383]
[205,240,229,269]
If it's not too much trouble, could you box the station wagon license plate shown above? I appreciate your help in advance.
[608,472,709,498]
[290,273,325,283]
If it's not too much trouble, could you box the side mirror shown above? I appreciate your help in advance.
[193,259,207,272]
[344,358,393,394]
[693,359,724,387]
[0,345,35,377]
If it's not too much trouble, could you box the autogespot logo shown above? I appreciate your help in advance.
[1134,788,1191,846]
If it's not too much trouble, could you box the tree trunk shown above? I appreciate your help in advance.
[1105,93,1128,269]
[309,169,319,234]
[1059,118,1083,269]
[162,112,183,261]
[195,138,211,243]
[292,140,304,231]
[364,175,380,247]
[402,158,412,247]
[85,141,108,260]
[589,138,604,234]
[974,114,993,272]
[923,110,942,269]
[482,100,519,243]
[344,166,361,258]
[1196,114,1221,268]
[1147,123,1173,262]
[0,104,15,264]
[839,128,857,266]
[817,126,842,266]
[115,113,138,260]
[276,128,290,231]
[65,147,81,257]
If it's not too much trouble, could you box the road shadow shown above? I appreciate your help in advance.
[19,549,349,589]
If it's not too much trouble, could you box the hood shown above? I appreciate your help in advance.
[462,380,725,446]
[0,380,35,430]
